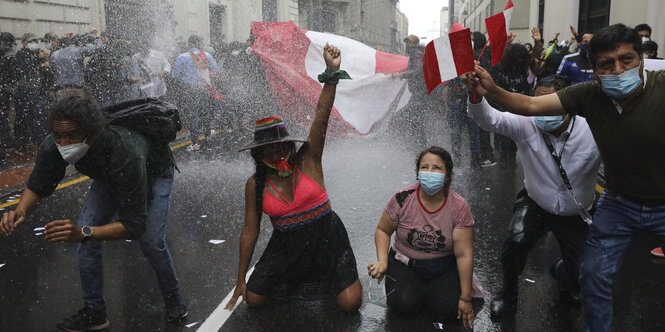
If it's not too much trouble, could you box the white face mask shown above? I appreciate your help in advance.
[45,43,53,51]
[642,37,650,42]
[27,42,39,52]
[56,139,90,164]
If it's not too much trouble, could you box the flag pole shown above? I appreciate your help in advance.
[473,39,490,103]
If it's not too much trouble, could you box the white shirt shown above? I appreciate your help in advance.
[467,99,601,216]
[135,49,171,98]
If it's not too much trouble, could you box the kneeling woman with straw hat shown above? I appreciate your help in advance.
[225,44,362,312]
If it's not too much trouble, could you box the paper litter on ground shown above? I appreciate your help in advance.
[33,227,45,231]
[185,321,199,328]
[525,278,535,283]
[209,239,225,245]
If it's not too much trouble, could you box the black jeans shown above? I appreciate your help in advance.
[385,250,460,321]
[500,188,589,299]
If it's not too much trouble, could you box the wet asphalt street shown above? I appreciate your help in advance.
[1,126,665,332]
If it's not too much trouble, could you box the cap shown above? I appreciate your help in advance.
[0,32,16,45]
[21,33,37,42]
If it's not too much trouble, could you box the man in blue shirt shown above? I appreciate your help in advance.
[172,35,221,151]
[556,33,595,84]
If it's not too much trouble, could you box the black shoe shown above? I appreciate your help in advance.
[165,293,188,322]
[57,306,109,332]
[490,297,517,319]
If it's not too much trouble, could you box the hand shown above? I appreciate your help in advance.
[225,281,247,310]
[90,28,99,37]
[323,43,341,72]
[0,210,26,236]
[570,25,578,37]
[44,219,83,242]
[158,71,168,79]
[367,261,388,283]
[457,300,475,328]
[462,63,496,101]
[554,32,560,40]
[507,33,516,44]
[43,61,50,69]
[531,27,541,42]
[38,50,49,59]
[132,77,139,83]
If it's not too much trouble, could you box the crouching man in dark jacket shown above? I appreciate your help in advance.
[0,95,187,331]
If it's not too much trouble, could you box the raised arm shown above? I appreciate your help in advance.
[303,43,341,163]
[463,63,566,116]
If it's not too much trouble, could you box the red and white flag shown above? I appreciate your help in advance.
[422,22,475,94]
[485,0,514,66]
[251,21,411,135]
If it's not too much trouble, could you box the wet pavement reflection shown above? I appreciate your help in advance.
[1,132,665,332]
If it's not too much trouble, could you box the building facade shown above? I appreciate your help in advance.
[0,0,106,38]
[454,0,664,58]
[298,0,408,53]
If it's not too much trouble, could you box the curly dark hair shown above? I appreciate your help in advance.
[499,43,530,77]
[415,146,454,196]
[47,95,104,138]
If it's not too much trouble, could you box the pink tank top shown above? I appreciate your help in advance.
[263,166,331,231]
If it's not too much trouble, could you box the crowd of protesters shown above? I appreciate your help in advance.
[0,19,664,332]
[0,28,273,167]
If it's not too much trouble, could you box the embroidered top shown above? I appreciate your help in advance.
[263,166,331,231]
[385,184,474,259]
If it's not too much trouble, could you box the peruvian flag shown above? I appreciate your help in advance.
[485,0,514,66]
[422,22,474,94]
[251,21,411,135]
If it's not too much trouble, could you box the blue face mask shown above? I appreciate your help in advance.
[597,65,642,99]
[417,171,446,196]
[534,115,567,132]
[578,43,589,56]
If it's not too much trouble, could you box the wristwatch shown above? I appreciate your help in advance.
[81,226,94,242]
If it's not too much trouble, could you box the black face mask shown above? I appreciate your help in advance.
[0,45,10,53]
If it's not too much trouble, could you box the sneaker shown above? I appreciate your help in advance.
[165,293,188,322]
[480,159,497,168]
[187,143,200,152]
[57,307,109,332]
[651,247,664,258]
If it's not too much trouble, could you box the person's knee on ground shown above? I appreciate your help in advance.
[386,285,424,316]
[336,280,362,312]
[245,290,268,308]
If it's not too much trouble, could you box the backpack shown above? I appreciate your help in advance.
[103,98,182,143]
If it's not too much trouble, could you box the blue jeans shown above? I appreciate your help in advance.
[580,190,665,332]
[184,87,216,142]
[77,176,180,311]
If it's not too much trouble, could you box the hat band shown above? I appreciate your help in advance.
[253,126,290,143]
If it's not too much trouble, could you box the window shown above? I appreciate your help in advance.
[262,0,278,22]
[209,4,225,46]
[578,0,611,34]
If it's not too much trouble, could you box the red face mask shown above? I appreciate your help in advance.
[262,150,292,177]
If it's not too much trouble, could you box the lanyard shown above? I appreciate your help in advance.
[541,118,593,225]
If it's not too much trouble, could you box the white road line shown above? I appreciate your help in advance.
[197,266,255,332]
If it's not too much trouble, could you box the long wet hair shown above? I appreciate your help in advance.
[250,141,297,218]
[415,146,454,196]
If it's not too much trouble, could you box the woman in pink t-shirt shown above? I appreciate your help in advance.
[368,146,476,328]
